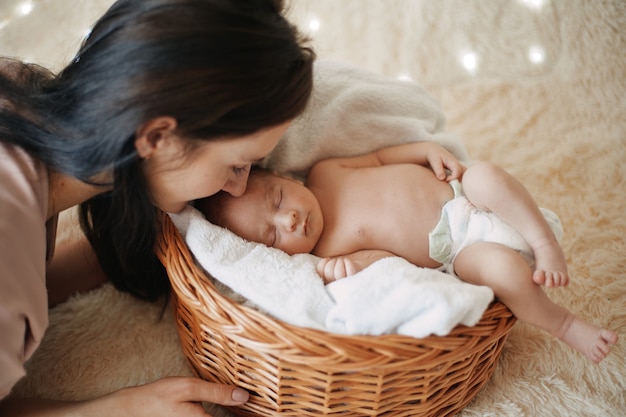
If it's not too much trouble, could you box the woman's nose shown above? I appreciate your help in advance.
[276,210,298,232]
[222,170,250,197]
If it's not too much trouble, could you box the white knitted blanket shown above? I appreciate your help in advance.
[262,60,469,179]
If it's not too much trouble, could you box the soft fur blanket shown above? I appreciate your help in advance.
[6,1,625,416]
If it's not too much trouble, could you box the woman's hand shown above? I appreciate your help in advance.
[316,250,395,284]
[0,377,249,417]
[96,377,249,416]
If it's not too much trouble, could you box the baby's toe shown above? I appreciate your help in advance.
[592,345,608,363]
[533,270,546,285]
[602,329,619,345]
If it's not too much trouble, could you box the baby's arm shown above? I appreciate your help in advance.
[375,141,464,181]
[311,141,464,181]
[316,250,395,284]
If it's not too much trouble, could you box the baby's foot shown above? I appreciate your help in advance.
[555,314,619,364]
[531,237,569,287]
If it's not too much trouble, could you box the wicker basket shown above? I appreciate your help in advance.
[157,213,516,417]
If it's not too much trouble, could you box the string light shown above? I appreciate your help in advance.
[528,45,545,64]
[308,17,320,33]
[18,1,34,16]
[2,1,549,78]
[0,1,37,33]
[461,51,479,75]
[0,0,95,65]
[518,0,548,11]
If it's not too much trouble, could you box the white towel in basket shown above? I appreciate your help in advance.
[170,206,494,338]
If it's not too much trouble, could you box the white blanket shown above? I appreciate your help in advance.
[170,61,495,338]
[170,206,494,338]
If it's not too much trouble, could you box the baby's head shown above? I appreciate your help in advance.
[196,168,324,255]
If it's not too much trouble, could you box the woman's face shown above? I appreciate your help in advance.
[144,121,291,213]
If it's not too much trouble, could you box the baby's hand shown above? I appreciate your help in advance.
[427,144,465,181]
[316,250,395,284]
[316,257,358,284]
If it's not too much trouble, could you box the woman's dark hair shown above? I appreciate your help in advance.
[0,0,314,301]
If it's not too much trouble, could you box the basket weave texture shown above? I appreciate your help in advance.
[157,213,516,417]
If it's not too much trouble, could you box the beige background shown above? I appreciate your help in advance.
[2,1,625,416]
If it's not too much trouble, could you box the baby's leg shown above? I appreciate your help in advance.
[454,242,618,364]
[461,161,569,287]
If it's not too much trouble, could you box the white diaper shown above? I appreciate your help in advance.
[428,180,563,275]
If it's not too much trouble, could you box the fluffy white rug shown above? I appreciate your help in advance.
[5,0,625,416]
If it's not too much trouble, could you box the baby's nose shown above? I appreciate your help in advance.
[277,210,298,232]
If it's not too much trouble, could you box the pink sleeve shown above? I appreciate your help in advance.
[0,143,49,399]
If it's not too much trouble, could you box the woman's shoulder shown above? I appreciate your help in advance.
[0,142,51,397]
[0,142,48,214]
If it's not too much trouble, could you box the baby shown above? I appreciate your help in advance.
[196,141,618,364]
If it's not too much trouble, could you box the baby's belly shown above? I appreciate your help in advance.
[347,167,454,267]
[372,220,444,268]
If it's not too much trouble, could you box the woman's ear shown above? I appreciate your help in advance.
[135,116,178,159]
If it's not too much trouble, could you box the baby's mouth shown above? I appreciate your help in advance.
[303,214,309,236]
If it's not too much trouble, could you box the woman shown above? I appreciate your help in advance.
[0,0,314,415]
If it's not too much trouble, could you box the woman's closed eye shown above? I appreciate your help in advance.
[232,165,250,176]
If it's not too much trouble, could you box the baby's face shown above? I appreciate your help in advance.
[221,173,324,255]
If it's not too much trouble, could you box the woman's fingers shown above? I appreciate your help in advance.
[167,377,249,405]
[87,377,248,417]
[141,377,249,415]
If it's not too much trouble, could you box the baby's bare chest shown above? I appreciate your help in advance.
[314,165,453,261]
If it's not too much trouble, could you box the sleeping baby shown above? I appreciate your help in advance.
[196,140,618,364]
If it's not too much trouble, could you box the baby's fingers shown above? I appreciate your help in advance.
[445,161,465,181]
[429,158,448,180]
[344,259,357,276]
[316,258,336,283]
[316,258,354,283]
